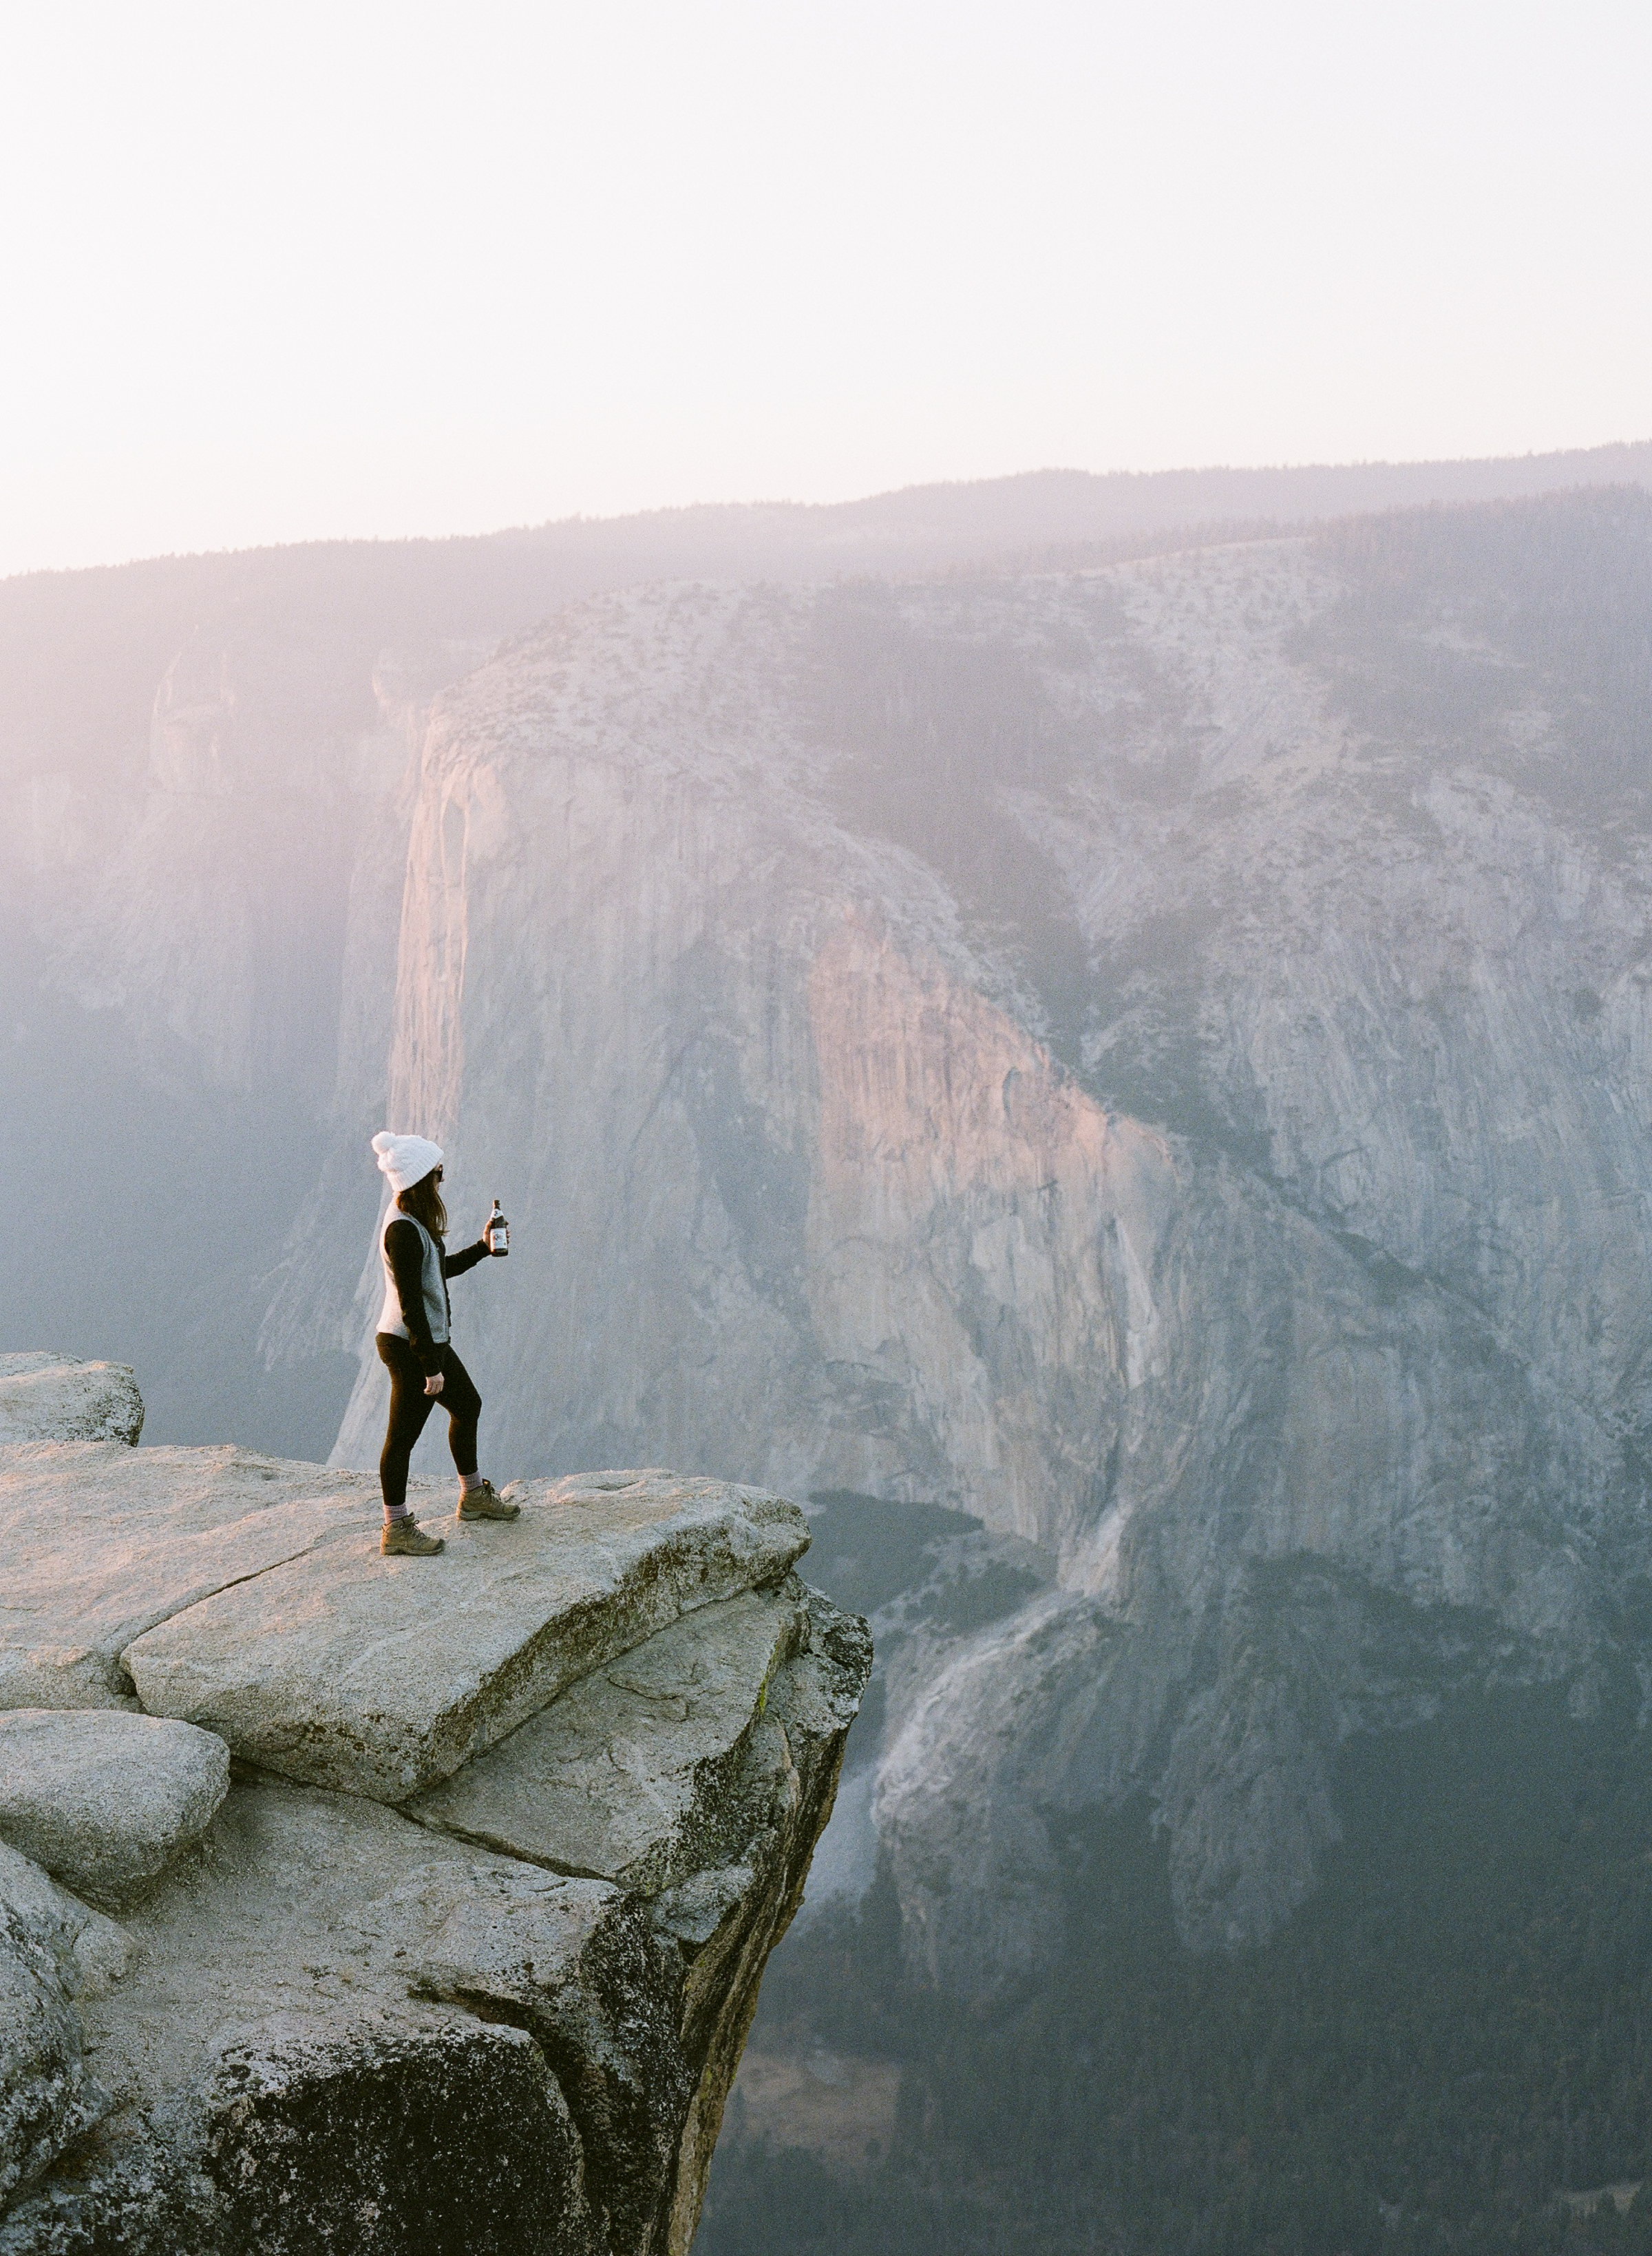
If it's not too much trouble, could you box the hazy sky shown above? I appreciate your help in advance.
[1,0,1647,577]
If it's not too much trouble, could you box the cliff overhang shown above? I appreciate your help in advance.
[0,1356,871,2255]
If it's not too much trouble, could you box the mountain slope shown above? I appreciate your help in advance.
[307,491,1652,1976]
[6,453,1649,1455]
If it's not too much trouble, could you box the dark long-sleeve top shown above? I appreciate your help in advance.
[383,1220,489,1372]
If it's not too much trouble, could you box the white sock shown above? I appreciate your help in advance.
[458,1471,483,1495]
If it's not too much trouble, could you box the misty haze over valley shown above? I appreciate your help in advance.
[8,443,1652,2251]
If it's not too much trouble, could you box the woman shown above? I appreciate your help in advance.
[370,1130,518,1557]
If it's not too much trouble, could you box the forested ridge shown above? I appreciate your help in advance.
[701,1603,1652,2255]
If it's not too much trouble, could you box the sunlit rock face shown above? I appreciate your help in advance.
[326,493,1652,1979]
[4,466,1646,1464]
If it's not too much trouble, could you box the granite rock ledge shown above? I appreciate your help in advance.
[0,1359,871,2256]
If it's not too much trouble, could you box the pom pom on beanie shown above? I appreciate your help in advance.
[371,1131,445,1196]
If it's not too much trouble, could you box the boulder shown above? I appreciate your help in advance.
[122,1473,811,1801]
[6,1986,593,2256]
[0,1714,230,1911]
[0,1360,142,1450]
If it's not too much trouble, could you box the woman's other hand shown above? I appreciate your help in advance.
[424,1372,445,1397]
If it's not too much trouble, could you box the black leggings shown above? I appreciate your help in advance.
[377,1334,482,1512]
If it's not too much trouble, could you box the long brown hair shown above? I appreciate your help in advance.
[397,1169,447,1239]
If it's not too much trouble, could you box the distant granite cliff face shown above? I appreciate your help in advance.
[7,486,1651,2000]
[315,494,1652,1979]
[5,458,1649,1456]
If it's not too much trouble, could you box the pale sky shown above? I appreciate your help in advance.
[1,0,1646,578]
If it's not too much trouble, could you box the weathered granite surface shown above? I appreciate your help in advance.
[0,1844,127,2210]
[0,1362,142,1451]
[0,1367,869,2255]
[125,1473,811,1800]
[0,1442,366,1709]
[413,1585,805,1888]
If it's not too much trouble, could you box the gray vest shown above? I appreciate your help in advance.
[377,1212,449,1345]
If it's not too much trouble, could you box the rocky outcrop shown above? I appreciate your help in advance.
[123,1473,811,1801]
[0,1364,869,2253]
[0,1361,142,1451]
[0,1441,369,1711]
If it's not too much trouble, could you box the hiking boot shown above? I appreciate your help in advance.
[381,1517,445,1557]
[457,1479,521,1522]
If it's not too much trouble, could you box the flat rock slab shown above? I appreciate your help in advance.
[124,1473,810,1803]
[0,1356,144,1448]
[0,1712,230,1911]
[414,1586,804,1893]
[0,1442,377,1707]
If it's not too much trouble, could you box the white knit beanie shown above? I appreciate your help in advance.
[371,1131,445,1196]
